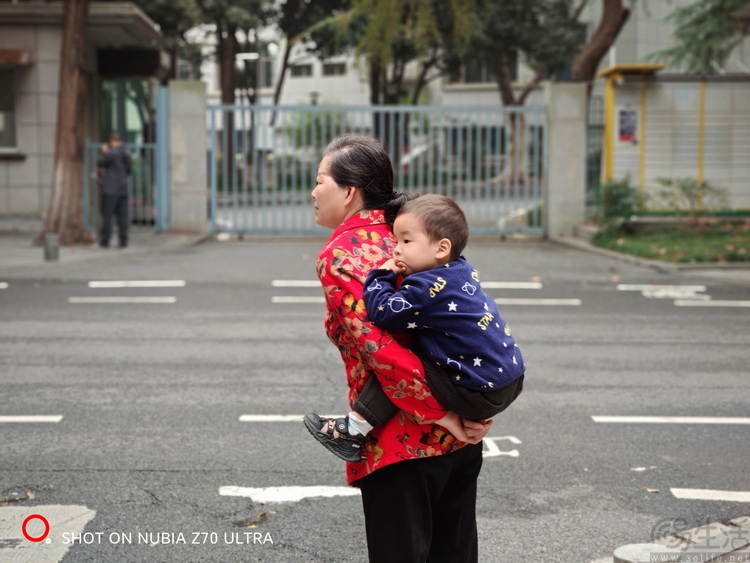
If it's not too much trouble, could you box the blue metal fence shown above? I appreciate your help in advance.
[207,104,547,235]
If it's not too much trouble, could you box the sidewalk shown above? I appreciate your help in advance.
[0,230,209,271]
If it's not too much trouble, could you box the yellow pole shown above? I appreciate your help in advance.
[602,74,618,183]
[638,79,647,205]
[697,79,706,185]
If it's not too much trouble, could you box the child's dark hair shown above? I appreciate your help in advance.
[399,194,468,261]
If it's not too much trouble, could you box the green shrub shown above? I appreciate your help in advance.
[595,176,641,234]
[651,177,730,220]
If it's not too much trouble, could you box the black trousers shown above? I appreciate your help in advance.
[354,355,524,426]
[100,193,129,247]
[358,442,483,563]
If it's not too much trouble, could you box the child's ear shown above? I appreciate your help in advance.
[436,238,452,260]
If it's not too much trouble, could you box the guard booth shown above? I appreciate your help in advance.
[82,45,171,233]
[596,63,750,210]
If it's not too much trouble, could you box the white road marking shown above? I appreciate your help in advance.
[88,280,186,288]
[675,300,750,308]
[671,488,750,502]
[0,415,63,423]
[592,416,750,424]
[0,504,95,559]
[219,486,361,503]
[0,282,8,289]
[239,414,340,422]
[617,284,709,300]
[271,296,324,304]
[482,436,521,458]
[482,282,543,289]
[68,297,176,304]
[272,280,542,290]
[617,284,707,292]
[272,280,320,287]
[494,298,581,306]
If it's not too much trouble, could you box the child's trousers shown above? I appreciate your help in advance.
[353,354,524,426]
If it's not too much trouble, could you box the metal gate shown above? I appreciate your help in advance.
[207,104,547,235]
[83,86,170,234]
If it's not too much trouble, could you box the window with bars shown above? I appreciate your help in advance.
[0,69,17,148]
[290,64,313,78]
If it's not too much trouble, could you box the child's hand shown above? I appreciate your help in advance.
[381,258,405,274]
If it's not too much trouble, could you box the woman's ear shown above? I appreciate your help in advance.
[435,238,452,260]
[343,186,362,210]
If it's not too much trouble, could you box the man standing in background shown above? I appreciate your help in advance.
[97,132,132,248]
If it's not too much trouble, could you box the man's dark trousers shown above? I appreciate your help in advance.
[100,194,129,247]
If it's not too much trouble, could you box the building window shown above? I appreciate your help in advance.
[448,52,517,84]
[290,64,313,77]
[261,58,274,88]
[323,62,346,76]
[0,69,17,148]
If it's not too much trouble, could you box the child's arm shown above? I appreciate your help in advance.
[363,268,432,330]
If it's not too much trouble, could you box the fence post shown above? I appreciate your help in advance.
[155,86,170,231]
[544,82,587,239]
[168,80,208,234]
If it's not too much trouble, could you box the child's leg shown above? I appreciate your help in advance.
[352,374,399,427]
[347,411,374,437]
[419,351,524,421]
[304,375,399,462]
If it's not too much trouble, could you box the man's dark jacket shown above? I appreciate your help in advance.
[97,145,132,196]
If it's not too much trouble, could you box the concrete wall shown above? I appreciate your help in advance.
[0,23,63,227]
[168,80,207,234]
[544,82,588,239]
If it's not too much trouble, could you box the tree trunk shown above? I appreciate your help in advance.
[489,54,527,186]
[219,29,237,185]
[269,40,293,126]
[572,0,631,92]
[42,0,94,245]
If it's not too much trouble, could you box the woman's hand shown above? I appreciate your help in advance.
[435,412,493,444]
[462,417,493,442]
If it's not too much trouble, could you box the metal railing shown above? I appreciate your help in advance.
[207,104,547,235]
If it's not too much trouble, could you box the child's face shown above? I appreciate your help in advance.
[392,212,450,275]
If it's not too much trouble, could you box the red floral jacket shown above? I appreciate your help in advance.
[316,209,466,484]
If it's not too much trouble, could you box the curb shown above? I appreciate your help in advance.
[553,235,750,274]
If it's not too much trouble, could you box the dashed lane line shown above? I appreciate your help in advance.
[592,416,750,424]
[272,280,543,289]
[88,280,186,288]
[68,297,177,304]
[675,300,750,308]
[494,298,581,306]
[220,486,360,503]
[271,296,324,304]
[671,488,750,503]
[0,415,63,423]
[482,282,543,289]
[271,280,319,287]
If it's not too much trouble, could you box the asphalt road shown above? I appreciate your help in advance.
[1,238,749,562]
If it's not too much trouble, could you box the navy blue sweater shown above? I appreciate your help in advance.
[364,257,525,391]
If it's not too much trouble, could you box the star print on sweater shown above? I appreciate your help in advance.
[364,257,525,391]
